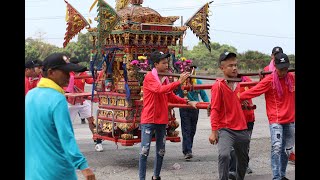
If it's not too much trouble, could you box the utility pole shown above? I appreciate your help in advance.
[34,31,46,42]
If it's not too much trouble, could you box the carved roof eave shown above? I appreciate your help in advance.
[161,16,180,24]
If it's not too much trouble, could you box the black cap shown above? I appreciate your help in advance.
[69,57,80,64]
[33,59,43,67]
[25,60,37,68]
[43,53,87,72]
[274,52,290,69]
[272,46,283,55]
[149,51,170,63]
[219,52,237,62]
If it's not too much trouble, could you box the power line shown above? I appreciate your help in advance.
[156,0,279,11]
[26,0,49,2]
[26,0,280,20]
[212,29,294,39]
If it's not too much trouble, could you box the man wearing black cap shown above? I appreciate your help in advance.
[25,53,96,180]
[25,60,37,95]
[209,51,250,180]
[68,57,86,124]
[263,46,284,73]
[240,52,295,180]
[29,59,43,89]
[68,57,89,124]
[263,47,295,166]
[66,57,104,151]
[139,50,197,180]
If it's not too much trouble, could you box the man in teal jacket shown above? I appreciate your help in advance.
[176,66,209,160]
[25,53,96,180]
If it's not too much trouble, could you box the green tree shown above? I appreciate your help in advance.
[182,42,238,74]
[25,38,61,62]
[288,54,295,68]
[64,32,96,67]
[237,50,270,71]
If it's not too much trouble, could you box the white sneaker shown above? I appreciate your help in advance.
[95,143,103,152]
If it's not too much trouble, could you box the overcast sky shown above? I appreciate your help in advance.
[25,0,295,55]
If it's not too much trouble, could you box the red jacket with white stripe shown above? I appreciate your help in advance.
[240,73,295,124]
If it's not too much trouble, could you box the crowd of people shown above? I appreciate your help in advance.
[25,46,295,180]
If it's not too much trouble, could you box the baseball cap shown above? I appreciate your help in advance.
[33,59,43,67]
[274,52,290,69]
[219,52,237,62]
[69,57,81,64]
[149,51,170,63]
[272,46,283,55]
[25,60,36,68]
[42,53,87,72]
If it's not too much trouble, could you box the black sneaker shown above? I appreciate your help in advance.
[151,176,161,180]
[281,177,289,180]
[228,171,236,180]
[246,167,253,174]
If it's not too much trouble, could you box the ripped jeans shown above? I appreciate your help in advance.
[139,124,167,180]
[269,122,295,180]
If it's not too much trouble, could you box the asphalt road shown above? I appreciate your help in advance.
[73,82,295,180]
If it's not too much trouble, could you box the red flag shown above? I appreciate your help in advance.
[63,0,90,48]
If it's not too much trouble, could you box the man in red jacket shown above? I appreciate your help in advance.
[209,52,250,180]
[263,47,295,164]
[29,59,43,89]
[25,60,38,95]
[240,52,295,180]
[66,57,104,152]
[138,50,197,180]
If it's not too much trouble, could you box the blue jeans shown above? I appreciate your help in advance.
[269,123,295,180]
[179,108,199,155]
[139,124,167,180]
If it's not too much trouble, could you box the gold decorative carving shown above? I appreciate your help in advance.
[142,34,146,45]
[113,34,117,44]
[134,34,139,44]
[123,33,130,44]
[164,35,168,46]
[99,96,109,105]
[116,0,130,11]
[120,133,134,140]
[171,35,176,46]
[156,35,161,45]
